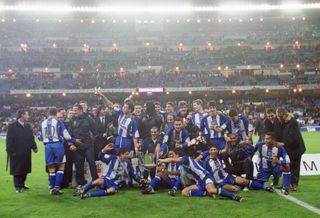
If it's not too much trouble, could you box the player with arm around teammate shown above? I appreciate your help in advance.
[79,144,147,199]
[158,148,244,202]
[141,149,181,195]
[197,145,274,193]
[39,107,81,195]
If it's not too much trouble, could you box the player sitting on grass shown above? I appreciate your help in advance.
[142,149,181,196]
[158,148,244,202]
[79,144,147,199]
[255,132,291,195]
[196,145,275,193]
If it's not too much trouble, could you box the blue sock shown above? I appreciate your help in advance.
[149,176,161,189]
[54,171,64,189]
[282,172,291,189]
[83,181,95,193]
[49,173,56,190]
[165,176,173,187]
[249,180,266,190]
[218,188,235,199]
[172,178,182,190]
[189,190,208,197]
[88,189,107,198]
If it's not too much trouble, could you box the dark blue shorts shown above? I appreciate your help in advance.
[258,166,281,182]
[215,176,235,187]
[102,177,119,191]
[164,176,179,189]
[45,142,65,166]
[115,138,133,152]
[197,176,214,191]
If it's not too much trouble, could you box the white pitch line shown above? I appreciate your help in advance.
[275,189,320,215]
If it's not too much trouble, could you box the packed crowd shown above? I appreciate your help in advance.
[1,69,319,91]
[0,43,319,73]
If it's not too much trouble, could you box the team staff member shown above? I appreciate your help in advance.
[6,110,38,193]
[69,104,98,188]
[94,106,111,160]
[275,108,306,191]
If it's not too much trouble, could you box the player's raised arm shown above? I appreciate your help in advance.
[158,157,181,164]
[95,90,114,108]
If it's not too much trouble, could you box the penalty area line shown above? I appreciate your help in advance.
[275,189,320,215]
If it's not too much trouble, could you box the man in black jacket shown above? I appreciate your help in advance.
[275,108,306,191]
[138,101,163,140]
[61,108,75,188]
[223,133,254,181]
[6,110,37,192]
[93,106,112,160]
[69,104,98,187]
[264,108,277,133]
[254,113,265,142]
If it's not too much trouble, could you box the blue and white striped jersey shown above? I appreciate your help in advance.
[115,111,140,149]
[200,113,228,140]
[226,114,253,140]
[201,151,229,184]
[178,156,208,183]
[192,112,207,129]
[99,152,141,184]
[161,127,190,154]
[165,163,180,179]
[254,142,290,169]
[39,117,75,144]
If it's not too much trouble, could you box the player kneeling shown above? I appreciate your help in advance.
[158,148,243,202]
[142,149,181,196]
[197,145,274,193]
[255,132,291,195]
[79,144,147,199]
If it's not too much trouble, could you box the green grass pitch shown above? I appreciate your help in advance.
[0,132,319,218]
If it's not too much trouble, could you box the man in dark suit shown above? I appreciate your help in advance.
[264,108,276,133]
[275,108,306,191]
[138,101,163,140]
[93,106,111,160]
[6,110,37,192]
[255,113,265,142]
[69,104,98,188]
[60,108,76,188]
